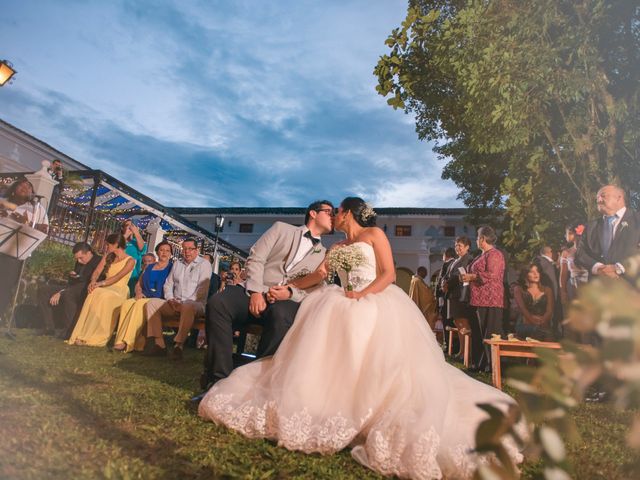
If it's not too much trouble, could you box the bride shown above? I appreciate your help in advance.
[199,197,522,479]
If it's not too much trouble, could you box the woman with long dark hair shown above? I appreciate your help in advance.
[514,263,554,341]
[68,233,134,346]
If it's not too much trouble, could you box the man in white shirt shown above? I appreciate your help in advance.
[145,237,212,360]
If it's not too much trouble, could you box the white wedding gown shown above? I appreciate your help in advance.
[199,242,523,479]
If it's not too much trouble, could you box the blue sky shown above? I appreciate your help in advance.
[0,0,462,207]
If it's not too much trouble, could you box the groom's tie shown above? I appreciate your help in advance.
[601,215,617,257]
[303,231,320,246]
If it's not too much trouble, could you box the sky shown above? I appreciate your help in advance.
[0,0,462,208]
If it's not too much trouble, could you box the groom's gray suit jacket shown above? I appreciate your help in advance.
[244,221,326,302]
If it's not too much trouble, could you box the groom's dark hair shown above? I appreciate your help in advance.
[305,200,334,225]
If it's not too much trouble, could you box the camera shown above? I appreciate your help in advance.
[225,272,236,281]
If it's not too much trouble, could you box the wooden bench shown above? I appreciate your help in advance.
[446,326,470,368]
[162,316,263,355]
[483,339,562,390]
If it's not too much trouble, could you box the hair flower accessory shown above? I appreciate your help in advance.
[574,224,585,236]
[360,203,376,222]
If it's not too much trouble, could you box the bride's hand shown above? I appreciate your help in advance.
[344,290,363,300]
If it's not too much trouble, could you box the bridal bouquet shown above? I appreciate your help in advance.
[326,244,367,291]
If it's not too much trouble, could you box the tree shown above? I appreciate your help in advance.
[375,0,640,260]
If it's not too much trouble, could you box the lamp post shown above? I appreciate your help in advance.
[0,60,17,86]
[212,215,225,274]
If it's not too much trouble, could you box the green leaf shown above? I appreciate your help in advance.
[539,426,567,462]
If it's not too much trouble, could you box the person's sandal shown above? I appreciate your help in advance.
[113,343,126,351]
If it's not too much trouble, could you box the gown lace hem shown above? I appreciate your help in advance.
[199,242,524,479]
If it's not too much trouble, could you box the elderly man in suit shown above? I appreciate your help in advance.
[198,200,334,394]
[576,185,640,280]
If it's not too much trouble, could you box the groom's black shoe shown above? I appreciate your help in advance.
[190,381,216,404]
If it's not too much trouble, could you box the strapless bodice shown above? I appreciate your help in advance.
[336,242,376,292]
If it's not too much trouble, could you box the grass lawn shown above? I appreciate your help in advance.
[0,330,637,479]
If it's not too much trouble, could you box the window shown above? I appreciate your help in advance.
[395,225,412,237]
[444,226,456,237]
[239,223,254,233]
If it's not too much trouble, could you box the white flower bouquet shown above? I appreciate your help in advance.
[326,244,367,291]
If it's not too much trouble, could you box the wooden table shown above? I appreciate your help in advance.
[483,339,562,390]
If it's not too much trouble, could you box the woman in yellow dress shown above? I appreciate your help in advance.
[68,233,135,347]
[113,241,174,352]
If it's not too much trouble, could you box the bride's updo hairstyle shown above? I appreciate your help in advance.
[340,197,377,227]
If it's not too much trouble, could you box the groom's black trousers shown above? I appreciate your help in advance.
[203,285,300,385]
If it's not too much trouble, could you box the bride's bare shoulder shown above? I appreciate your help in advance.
[354,227,387,246]
[363,226,386,239]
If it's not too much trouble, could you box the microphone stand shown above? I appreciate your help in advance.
[5,196,44,340]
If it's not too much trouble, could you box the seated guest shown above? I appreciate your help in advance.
[224,261,244,290]
[113,241,173,352]
[144,237,212,360]
[0,177,50,314]
[121,219,147,295]
[514,264,554,341]
[141,252,156,270]
[37,242,102,337]
[68,233,135,346]
[409,266,437,329]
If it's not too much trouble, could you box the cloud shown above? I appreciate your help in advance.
[0,0,463,208]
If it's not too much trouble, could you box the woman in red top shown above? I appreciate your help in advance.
[462,226,505,372]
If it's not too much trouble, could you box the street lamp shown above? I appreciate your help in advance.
[212,215,225,273]
[0,60,16,86]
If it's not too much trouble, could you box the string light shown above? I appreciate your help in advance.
[2,173,247,258]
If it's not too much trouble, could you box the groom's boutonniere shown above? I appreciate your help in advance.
[312,247,322,254]
[620,221,629,230]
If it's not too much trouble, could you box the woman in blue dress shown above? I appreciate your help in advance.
[114,241,173,352]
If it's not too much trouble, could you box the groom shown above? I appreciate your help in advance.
[198,200,334,393]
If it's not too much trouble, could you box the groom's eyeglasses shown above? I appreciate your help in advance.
[315,208,335,217]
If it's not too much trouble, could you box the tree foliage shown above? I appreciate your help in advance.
[375,0,640,260]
